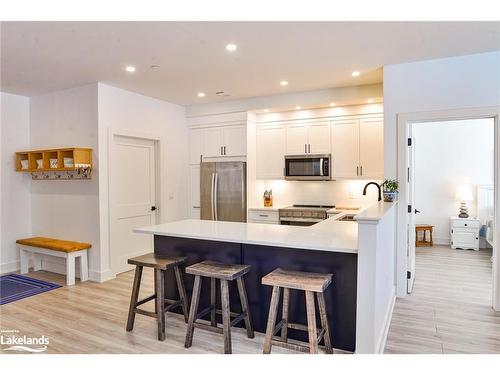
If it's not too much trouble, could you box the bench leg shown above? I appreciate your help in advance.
[220,279,232,354]
[33,253,43,272]
[66,253,76,286]
[79,252,89,282]
[263,286,281,354]
[19,248,30,274]
[305,291,318,354]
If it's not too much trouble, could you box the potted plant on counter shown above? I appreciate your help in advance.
[381,179,399,202]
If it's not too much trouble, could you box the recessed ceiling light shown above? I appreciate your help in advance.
[125,66,136,73]
[226,43,237,52]
[367,98,374,103]
[264,109,269,113]
[197,92,205,98]
[280,80,289,86]
[351,71,360,77]
[330,102,336,107]
[295,106,301,110]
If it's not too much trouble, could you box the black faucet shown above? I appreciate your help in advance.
[363,182,382,202]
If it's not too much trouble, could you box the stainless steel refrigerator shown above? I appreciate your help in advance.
[200,161,247,222]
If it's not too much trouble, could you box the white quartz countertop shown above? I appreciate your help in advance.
[135,217,358,254]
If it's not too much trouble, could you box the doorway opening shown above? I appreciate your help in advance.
[109,133,160,275]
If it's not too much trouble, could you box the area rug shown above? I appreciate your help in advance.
[0,274,61,305]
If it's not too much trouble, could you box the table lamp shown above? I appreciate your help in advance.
[455,184,473,218]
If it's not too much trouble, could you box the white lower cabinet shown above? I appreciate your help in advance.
[256,124,286,179]
[189,164,200,219]
[450,217,480,251]
[248,209,280,224]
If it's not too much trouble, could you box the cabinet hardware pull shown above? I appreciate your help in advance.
[305,144,307,153]
[221,146,223,155]
[356,166,359,176]
[223,146,226,155]
[360,165,363,176]
[259,214,269,217]
[193,206,200,209]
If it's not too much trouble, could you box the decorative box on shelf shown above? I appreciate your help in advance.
[450,216,480,251]
[15,147,93,180]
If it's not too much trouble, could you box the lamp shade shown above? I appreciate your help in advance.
[455,185,473,201]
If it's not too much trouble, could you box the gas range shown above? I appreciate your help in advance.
[279,204,335,226]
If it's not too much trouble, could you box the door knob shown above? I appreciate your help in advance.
[151,206,157,211]
[414,209,420,214]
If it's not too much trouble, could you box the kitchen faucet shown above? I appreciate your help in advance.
[363,182,382,202]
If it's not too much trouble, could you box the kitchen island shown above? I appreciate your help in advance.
[135,201,397,353]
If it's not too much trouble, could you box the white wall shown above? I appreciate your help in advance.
[0,92,32,273]
[29,84,100,278]
[383,50,500,300]
[97,83,188,279]
[384,51,500,178]
[413,119,494,244]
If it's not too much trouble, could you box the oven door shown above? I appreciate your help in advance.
[284,154,331,181]
[279,218,323,226]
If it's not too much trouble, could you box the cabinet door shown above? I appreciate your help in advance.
[359,117,384,178]
[308,122,331,154]
[331,119,360,178]
[204,127,224,157]
[189,164,200,218]
[256,124,286,179]
[189,129,204,164]
[286,123,308,154]
[452,229,478,249]
[223,125,247,156]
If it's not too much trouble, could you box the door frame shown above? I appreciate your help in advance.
[107,128,165,276]
[396,106,500,311]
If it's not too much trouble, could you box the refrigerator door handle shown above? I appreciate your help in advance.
[210,172,215,220]
[214,172,219,220]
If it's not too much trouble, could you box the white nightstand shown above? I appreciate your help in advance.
[450,216,480,251]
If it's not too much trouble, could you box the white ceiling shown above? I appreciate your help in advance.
[1,21,499,105]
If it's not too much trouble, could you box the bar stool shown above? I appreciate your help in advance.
[126,253,189,341]
[184,260,254,354]
[262,268,333,354]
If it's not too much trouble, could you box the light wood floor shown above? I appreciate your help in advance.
[0,267,344,354]
[385,245,500,354]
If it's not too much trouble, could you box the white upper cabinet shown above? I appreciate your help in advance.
[308,122,331,154]
[359,118,384,178]
[331,116,384,179]
[189,164,200,219]
[256,124,286,179]
[222,125,246,156]
[286,123,309,154]
[204,127,224,157]
[285,122,331,155]
[189,129,204,165]
[331,119,360,178]
[189,124,247,161]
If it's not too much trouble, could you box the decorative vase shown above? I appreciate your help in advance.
[383,191,397,202]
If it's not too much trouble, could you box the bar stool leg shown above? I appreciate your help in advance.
[185,275,202,348]
[210,277,217,327]
[263,286,281,354]
[220,279,232,354]
[174,266,189,323]
[153,269,158,314]
[126,265,143,332]
[236,277,255,339]
[281,287,290,342]
[305,291,318,354]
[155,269,166,341]
[317,292,333,354]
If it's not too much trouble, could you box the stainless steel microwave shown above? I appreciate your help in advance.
[284,154,332,181]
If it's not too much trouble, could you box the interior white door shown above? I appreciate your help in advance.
[286,123,308,154]
[359,117,384,178]
[308,122,331,154]
[331,119,360,178]
[407,133,416,293]
[204,127,223,157]
[110,135,157,274]
[223,125,247,156]
[256,124,286,179]
[189,164,201,219]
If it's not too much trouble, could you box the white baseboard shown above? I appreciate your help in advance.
[0,260,20,275]
[376,288,396,354]
[89,268,115,283]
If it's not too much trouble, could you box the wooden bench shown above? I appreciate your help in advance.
[16,237,91,286]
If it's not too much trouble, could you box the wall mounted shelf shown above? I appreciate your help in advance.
[15,147,93,180]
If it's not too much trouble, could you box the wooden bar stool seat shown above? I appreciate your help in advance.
[126,253,189,341]
[262,268,333,354]
[184,260,254,354]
